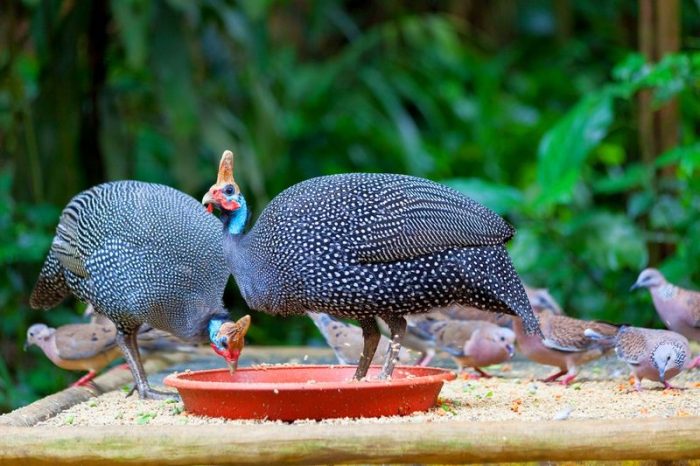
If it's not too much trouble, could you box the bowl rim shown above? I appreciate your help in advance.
[164,364,456,392]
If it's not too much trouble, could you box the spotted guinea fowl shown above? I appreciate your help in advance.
[203,151,540,380]
[30,181,250,399]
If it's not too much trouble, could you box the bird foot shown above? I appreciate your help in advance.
[688,355,700,370]
[540,369,567,383]
[474,368,493,378]
[71,370,97,388]
[663,381,684,391]
[559,374,577,386]
[127,387,179,400]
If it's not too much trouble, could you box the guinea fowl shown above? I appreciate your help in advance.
[30,181,250,399]
[203,151,540,380]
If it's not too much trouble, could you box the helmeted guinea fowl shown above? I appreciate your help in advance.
[30,181,251,399]
[203,151,540,380]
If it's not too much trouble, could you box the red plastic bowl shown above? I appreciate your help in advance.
[164,365,455,421]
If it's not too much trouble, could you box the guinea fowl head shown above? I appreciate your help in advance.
[208,315,252,374]
[202,150,248,235]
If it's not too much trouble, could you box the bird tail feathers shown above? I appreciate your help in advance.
[29,252,70,310]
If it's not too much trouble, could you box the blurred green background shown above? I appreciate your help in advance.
[1,0,699,412]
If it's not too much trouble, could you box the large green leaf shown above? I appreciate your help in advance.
[535,92,614,208]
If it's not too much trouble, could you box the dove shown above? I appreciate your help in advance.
[513,309,618,385]
[631,268,700,368]
[25,321,190,387]
[308,312,412,366]
[388,285,560,366]
[406,313,515,377]
[586,325,690,390]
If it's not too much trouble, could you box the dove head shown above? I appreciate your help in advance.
[525,287,563,314]
[466,325,516,365]
[631,268,666,291]
[25,323,55,349]
[651,342,686,382]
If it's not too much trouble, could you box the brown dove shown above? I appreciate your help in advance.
[513,309,618,385]
[308,312,412,366]
[25,322,123,386]
[586,325,690,390]
[25,322,189,387]
[405,312,515,377]
[392,285,560,365]
[631,268,700,368]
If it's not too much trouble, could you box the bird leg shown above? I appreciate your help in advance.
[474,367,493,378]
[354,318,381,380]
[540,369,567,383]
[378,314,407,380]
[559,373,578,386]
[662,381,684,390]
[71,370,97,387]
[116,328,177,400]
[417,348,436,367]
[688,355,700,370]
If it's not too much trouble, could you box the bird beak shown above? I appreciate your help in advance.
[226,351,241,375]
[658,367,666,383]
[202,190,217,212]
[23,341,29,351]
[630,281,641,291]
[506,344,515,358]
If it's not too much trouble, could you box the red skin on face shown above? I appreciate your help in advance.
[210,343,240,367]
[206,189,241,212]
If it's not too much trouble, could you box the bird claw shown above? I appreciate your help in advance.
[688,355,700,370]
[126,386,179,400]
[662,381,684,391]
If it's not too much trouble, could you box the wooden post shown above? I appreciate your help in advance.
[1,418,700,464]
[637,0,680,264]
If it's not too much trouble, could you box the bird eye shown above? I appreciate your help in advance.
[223,185,235,196]
[500,336,505,341]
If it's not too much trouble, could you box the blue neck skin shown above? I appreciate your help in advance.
[221,195,248,236]
[208,318,228,347]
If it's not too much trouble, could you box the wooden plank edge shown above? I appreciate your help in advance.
[0,352,194,428]
[0,416,699,464]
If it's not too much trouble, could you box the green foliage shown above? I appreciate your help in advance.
[1,1,699,411]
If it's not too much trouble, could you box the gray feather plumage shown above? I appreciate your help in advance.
[226,173,538,334]
[31,181,229,342]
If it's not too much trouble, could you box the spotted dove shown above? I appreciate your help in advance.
[513,309,618,385]
[407,312,515,377]
[631,268,700,369]
[586,325,690,390]
[308,312,412,366]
